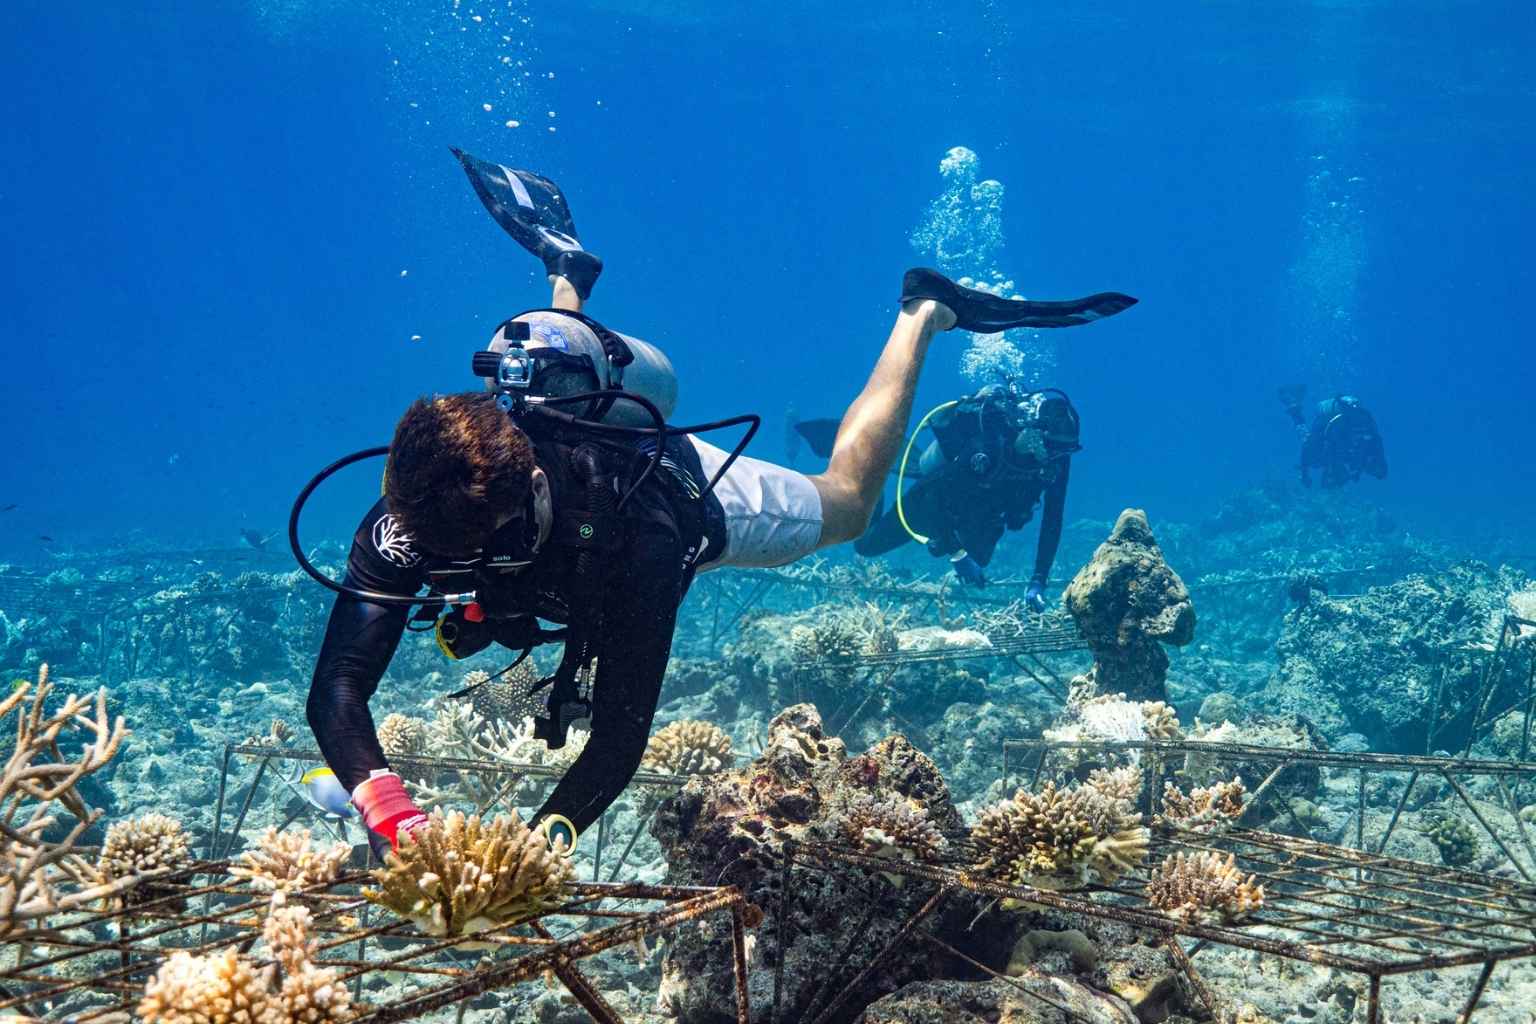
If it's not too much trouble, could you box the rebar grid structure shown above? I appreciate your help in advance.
[0,861,754,1024]
[775,826,1536,1024]
[210,744,701,884]
[1001,738,1536,881]
[789,613,1086,733]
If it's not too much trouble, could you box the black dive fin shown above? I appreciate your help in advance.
[451,147,603,299]
[901,267,1136,332]
[793,418,843,460]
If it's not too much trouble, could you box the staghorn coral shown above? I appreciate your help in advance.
[138,898,352,1024]
[1,664,134,937]
[377,713,428,757]
[230,828,350,895]
[1144,850,1264,924]
[97,813,191,901]
[1159,778,1246,832]
[364,809,573,939]
[643,720,734,776]
[970,778,1149,891]
[833,792,948,862]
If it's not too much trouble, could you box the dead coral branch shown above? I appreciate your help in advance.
[1,664,133,937]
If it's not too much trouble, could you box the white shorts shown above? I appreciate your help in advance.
[689,437,823,570]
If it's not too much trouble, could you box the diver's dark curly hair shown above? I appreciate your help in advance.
[385,393,534,556]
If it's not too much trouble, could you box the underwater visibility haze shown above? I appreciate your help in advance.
[3,2,1536,1022]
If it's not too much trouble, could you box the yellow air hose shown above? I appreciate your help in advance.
[895,400,959,546]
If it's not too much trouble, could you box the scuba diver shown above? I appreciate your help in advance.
[296,149,1138,856]
[797,385,1078,606]
[1279,385,1387,489]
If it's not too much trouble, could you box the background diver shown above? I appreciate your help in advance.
[300,149,1137,856]
[1279,385,1388,489]
[797,383,1079,606]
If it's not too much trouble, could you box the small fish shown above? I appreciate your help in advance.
[298,766,356,819]
[1,503,16,512]
[167,452,180,467]
[37,535,53,543]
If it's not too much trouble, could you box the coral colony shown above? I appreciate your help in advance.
[5,153,1536,1023]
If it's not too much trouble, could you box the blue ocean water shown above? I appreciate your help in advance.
[2,0,1534,559]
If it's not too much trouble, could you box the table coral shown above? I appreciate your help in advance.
[364,809,572,939]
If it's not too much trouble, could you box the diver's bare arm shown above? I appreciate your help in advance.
[809,299,956,546]
[551,275,583,313]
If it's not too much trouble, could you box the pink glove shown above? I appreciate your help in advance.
[351,771,429,851]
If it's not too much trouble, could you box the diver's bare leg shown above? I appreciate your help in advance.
[809,299,955,546]
[551,275,583,313]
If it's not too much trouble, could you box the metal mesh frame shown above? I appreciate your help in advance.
[1002,738,1536,881]
[209,744,701,885]
[777,825,1536,1024]
[0,861,753,1024]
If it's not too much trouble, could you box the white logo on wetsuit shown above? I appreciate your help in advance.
[372,514,421,568]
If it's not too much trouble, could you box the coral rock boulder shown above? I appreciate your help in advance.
[652,704,1017,1023]
[1065,510,1195,702]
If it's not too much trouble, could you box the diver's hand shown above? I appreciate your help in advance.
[1024,578,1048,613]
[952,553,987,588]
[352,770,430,852]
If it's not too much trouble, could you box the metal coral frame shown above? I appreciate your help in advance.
[775,825,1536,1024]
[1003,738,1536,880]
[0,862,754,1024]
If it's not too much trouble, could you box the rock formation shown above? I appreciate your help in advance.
[1064,510,1196,702]
[651,704,1018,1023]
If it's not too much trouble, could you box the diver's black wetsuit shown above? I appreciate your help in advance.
[854,404,1069,582]
[1290,396,1388,489]
[307,431,724,834]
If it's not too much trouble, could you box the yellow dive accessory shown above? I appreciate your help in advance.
[895,400,958,546]
[538,814,578,856]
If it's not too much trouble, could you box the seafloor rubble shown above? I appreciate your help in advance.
[3,485,1536,1022]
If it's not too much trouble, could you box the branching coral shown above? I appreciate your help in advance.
[643,720,734,776]
[242,719,293,748]
[377,713,428,757]
[969,777,1149,891]
[1422,814,1480,867]
[230,828,350,895]
[138,899,352,1023]
[1144,851,1264,924]
[364,809,572,939]
[139,947,276,1024]
[833,793,947,862]
[468,661,546,724]
[97,813,191,904]
[405,699,590,811]
[1159,779,1246,832]
[789,603,909,661]
[1044,694,1183,770]
[1,664,134,937]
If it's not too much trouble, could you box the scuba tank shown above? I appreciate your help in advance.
[483,310,677,428]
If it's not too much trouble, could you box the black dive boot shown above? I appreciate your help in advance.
[900,267,1137,332]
